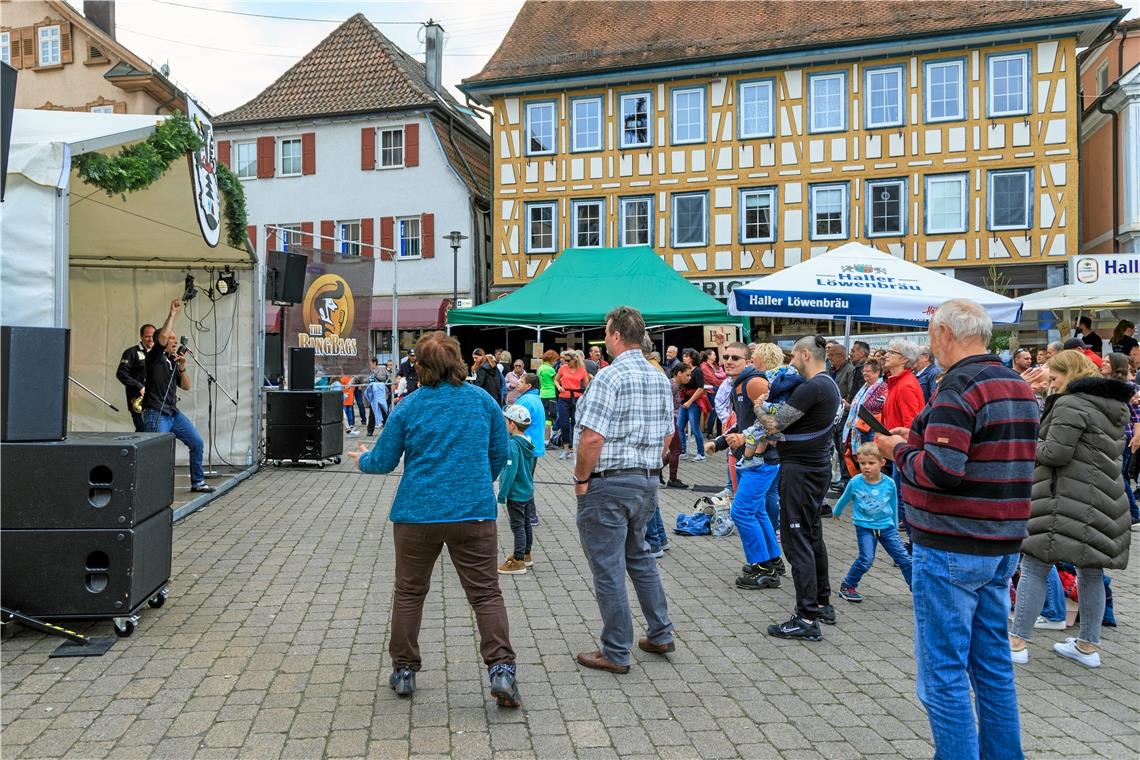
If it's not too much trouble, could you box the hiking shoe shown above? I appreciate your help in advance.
[523,553,534,567]
[735,573,780,590]
[530,513,540,526]
[1034,615,1065,630]
[818,604,836,625]
[498,557,527,575]
[666,479,689,489]
[767,615,822,641]
[489,663,522,708]
[770,557,787,576]
[741,562,777,576]
[648,543,664,559]
[389,666,416,696]
[839,585,862,603]
[1054,638,1100,668]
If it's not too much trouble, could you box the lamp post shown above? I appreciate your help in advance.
[446,230,469,310]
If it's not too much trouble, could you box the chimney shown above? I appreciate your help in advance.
[424,20,444,93]
[84,1,116,40]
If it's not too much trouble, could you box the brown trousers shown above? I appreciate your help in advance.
[389,520,515,671]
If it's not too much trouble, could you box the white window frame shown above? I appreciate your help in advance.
[619,196,653,247]
[397,217,421,258]
[987,51,1030,117]
[571,199,605,248]
[570,96,603,152]
[924,59,966,123]
[809,183,849,241]
[525,101,556,156]
[924,174,969,235]
[671,192,708,248]
[525,202,557,254]
[1095,62,1109,96]
[234,141,257,180]
[739,188,777,244]
[671,86,706,145]
[379,127,404,168]
[88,105,115,114]
[987,168,1033,231]
[618,92,652,149]
[865,178,907,237]
[37,25,61,67]
[337,220,361,257]
[1,32,11,66]
[277,224,302,252]
[738,79,775,139]
[278,137,302,177]
[809,71,847,133]
[864,65,905,129]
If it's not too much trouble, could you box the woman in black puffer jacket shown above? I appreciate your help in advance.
[1008,350,1133,669]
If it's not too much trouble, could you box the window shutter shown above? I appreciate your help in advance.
[301,132,315,175]
[60,22,72,64]
[19,27,36,70]
[256,136,275,178]
[405,123,419,167]
[320,220,335,252]
[217,140,231,169]
[300,221,313,249]
[421,213,435,258]
[246,225,257,253]
[361,127,376,170]
[112,101,126,114]
[380,217,394,261]
[361,218,375,259]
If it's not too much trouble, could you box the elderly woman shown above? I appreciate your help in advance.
[504,357,526,406]
[1009,350,1133,668]
[842,357,887,453]
[881,340,925,432]
[347,331,521,707]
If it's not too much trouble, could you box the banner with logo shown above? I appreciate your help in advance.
[185,97,221,248]
[284,252,375,377]
[1071,253,1140,285]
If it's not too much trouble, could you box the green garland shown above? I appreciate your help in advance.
[73,111,249,249]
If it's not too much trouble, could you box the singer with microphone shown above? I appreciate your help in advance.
[116,323,155,432]
[143,299,214,493]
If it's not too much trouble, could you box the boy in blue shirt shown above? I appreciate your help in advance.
[832,442,912,602]
[498,404,537,575]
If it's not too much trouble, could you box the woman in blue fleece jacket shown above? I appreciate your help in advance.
[347,331,521,708]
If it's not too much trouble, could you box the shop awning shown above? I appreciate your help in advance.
[370,296,451,330]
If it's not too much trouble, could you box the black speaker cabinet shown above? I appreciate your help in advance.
[266,422,343,460]
[1,510,172,618]
[267,250,307,304]
[1,326,69,442]
[288,347,315,391]
[266,390,341,426]
[1,432,174,530]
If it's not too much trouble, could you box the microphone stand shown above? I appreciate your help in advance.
[69,376,120,413]
[183,350,237,479]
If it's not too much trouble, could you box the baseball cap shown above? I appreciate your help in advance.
[503,404,531,426]
[408,349,416,356]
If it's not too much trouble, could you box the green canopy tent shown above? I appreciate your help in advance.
[448,247,732,333]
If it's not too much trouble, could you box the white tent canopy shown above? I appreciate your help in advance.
[1016,280,1139,311]
[728,242,1023,326]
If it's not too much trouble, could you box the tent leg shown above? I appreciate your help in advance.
[843,316,852,351]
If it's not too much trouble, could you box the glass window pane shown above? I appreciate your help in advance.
[991,56,1025,114]
[622,199,650,246]
[527,104,554,153]
[528,205,555,251]
[236,143,257,179]
[621,95,650,147]
[743,192,773,241]
[868,70,900,126]
[673,89,704,142]
[573,99,601,151]
[928,178,964,231]
[675,196,706,245]
[992,173,1028,227]
[574,202,602,247]
[812,75,844,131]
[869,182,903,235]
[740,82,772,137]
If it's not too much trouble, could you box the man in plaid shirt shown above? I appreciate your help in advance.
[573,306,677,674]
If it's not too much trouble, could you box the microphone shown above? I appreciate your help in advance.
[177,336,192,356]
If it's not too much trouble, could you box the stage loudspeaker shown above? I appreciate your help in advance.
[1,510,172,618]
[0,432,174,530]
[288,347,315,390]
[266,390,341,426]
[267,250,307,304]
[265,422,343,460]
[1,326,69,442]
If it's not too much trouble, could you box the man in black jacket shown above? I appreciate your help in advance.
[116,323,155,431]
[472,348,502,403]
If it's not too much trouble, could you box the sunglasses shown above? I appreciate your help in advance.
[722,354,747,361]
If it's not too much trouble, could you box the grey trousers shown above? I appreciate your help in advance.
[576,474,674,666]
[1010,553,1105,646]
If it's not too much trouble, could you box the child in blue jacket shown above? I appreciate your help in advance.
[498,405,536,575]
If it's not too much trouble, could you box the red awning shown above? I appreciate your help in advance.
[369,297,451,330]
[265,305,281,333]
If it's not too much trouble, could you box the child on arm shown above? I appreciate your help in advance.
[832,442,912,602]
[735,406,782,471]
[497,405,537,575]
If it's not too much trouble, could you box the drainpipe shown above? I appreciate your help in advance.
[1095,96,1120,253]
[446,112,492,303]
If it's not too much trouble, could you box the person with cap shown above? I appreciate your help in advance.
[1063,337,1103,368]
[498,404,538,575]
[398,349,419,395]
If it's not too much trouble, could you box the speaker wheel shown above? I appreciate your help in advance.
[113,619,135,637]
[147,588,168,609]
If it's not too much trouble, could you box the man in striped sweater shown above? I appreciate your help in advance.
[877,299,1038,760]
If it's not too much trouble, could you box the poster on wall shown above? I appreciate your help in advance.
[185,97,221,248]
[284,253,375,377]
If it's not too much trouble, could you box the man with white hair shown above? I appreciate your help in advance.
[877,299,1038,760]
[914,345,939,402]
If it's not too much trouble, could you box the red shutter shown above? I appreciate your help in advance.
[217,140,231,169]
[256,136,275,178]
[266,226,278,251]
[300,221,313,250]
[361,127,376,170]
[246,225,257,252]
[421,213,435,258]
[361,218,375,259]
[405,123,419,167]
[301,132,315,175]
[380,217,394,261]
[320,220,335,252]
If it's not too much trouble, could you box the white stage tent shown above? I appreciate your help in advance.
[2,110,261,495]
[1017,281,1139,311]
[728,242,1024,329]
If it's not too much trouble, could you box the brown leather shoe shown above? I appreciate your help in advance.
[638,638,675,655]
[575,650,630,673]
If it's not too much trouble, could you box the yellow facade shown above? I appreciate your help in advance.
[489,37,1080,288]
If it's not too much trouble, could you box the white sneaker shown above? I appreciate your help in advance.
[679,453,691,461]
[1009,645,1029,664]
[346,430,360,437]
[713,488,734,500]
[1053,638,1100,668]
[559,451,571,460]
[1033,615,1066,630]
[692,454,706,462]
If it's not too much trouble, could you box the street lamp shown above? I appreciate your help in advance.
[445,230,469,311]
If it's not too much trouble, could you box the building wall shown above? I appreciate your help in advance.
[489,37,1081,288]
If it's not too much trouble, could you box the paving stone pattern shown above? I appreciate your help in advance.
[3,450,1138,759]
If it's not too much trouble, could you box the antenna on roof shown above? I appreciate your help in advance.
[160,61,170,77]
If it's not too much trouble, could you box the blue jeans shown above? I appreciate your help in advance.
[766,470,781,536]
[676,404,703,454]
[843,525,912,590]
[1123,446,1139,522]
[344,405,355,427]
[645,505,666,548]
[143,408,205,485]
[1042,565,1066,623]
[730,463,781,564]
[912,544,1022,760]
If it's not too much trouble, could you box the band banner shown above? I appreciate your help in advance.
[282,249,375,377]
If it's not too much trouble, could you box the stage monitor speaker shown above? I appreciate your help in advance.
[267,250,307,304]
[288,347,315,390]
[1,432,174,530]
[1,326,69,442]
[266,422,343,461]
[1,510,172,618]
[266,390,341,426]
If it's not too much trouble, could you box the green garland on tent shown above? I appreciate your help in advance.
[73,111,249,249]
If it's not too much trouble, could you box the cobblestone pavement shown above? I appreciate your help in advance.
[3,447,1138,759]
